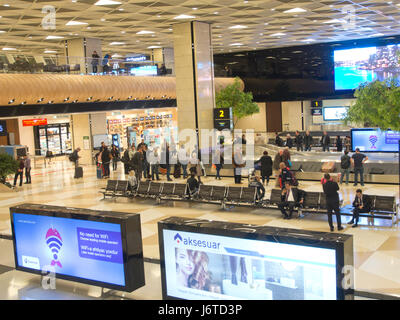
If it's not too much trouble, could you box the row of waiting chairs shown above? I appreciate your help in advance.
[100,180,399,226]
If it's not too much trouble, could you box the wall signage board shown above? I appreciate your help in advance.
[23,119,48,127]
[0,120,7,136]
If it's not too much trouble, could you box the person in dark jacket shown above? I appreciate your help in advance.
[278,182,304,219]
[322,173,343,232]
[294,131,303,151]
[336,136,343,152]
[285,134,293,149]
[132,146,144,181]
[275,133,283,147]
[122,145,135,175]
[321,131,330,152]
[13,157,25,187]
[304,130,312,151]
[254,175,265,202]
[91,51,100,74]
[349,189,372,228]
[111,145,120,171]
[273,150,284,187]
[255,151,273,185]
[101,145,112,178]
[187,172,199,196]
[279,162,293,189]
[339,150,351,185]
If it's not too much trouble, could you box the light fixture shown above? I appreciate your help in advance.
[271,33,286,37]
[37,98,44,103]
[136,30,154,34]
[87,97,93,101]
[302,38,315,42]
[229,25,247,29]
[2,47,17,51]
[44,50,57,53]
[323,19,342,24]
[48,101,54,104]
[66,21,88,26]
[94,0,121,5]
[284,7,306,13]
[0,31,5,33]
[230,43,243,46]
[147,46,161,49]
[173,14,195,19]
[20,101,26,105]
[46,35,65,40]
[8,99,15,104]
[64,97,70,102]
[73,99,78,103]
[110,42,125,45]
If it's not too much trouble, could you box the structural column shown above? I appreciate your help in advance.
[173,21,215,142]
[63,38,102,74]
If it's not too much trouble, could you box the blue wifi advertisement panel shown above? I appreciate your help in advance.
[12,213,126,287]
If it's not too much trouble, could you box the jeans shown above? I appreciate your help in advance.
[327,201,342,229]
[103,163,110,177]
[151,164,160,180]
[216,164,222,179]
[14,171,23,186]
[296,145,303,151]
[181,164,188,178]
[340,168,350,184]
[352,206,369,224]
[92,65,98,73]
[25,168,31,183]
[354,167,364,185]
[143,162,149,179]
[112,159,118,171]
[261,175,270,184]
[322,145,330,152]
[166,165,171,180]
[234,168,242,184]
[278,201,295,218]
[304,145,311,151]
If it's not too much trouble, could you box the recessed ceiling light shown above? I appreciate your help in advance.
[94,0,121,5]
[110,42,125,45]
[229,25,247,29]
[46,35,65,39]
[66,21,88,26]
[3,4,10,7]
[44,50,57,53]
[284,7,306,13]
[118,8,124,11]
[101,18,106,21]
[271,33,286,37]
[230,43,243,46]
[136,30,154,34]
[2,47,16,51]
[214,12,219,14]
[148,46,161,49]
[192,7,197,10]
[173,14,195,19]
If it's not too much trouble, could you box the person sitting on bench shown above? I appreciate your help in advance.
[349,189,371,228]
[278,181,304,220]
[128,170,138,192]
[187,172,199,197]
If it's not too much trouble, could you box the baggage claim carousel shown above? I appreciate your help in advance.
[202,145,399,185]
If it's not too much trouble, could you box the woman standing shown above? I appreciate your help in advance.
[111,145,120,171]
[255,151,273,185]
[213,147,224,180]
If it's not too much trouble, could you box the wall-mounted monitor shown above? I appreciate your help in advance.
[130,65,158,76]
[351,128,400,152]
[10,204,145,292]
[93,134,109,149]
[158,217,354,300]
[334,44,400,91]
[323,106,348,121]
[0,120,7,136]
[311,108,322,116]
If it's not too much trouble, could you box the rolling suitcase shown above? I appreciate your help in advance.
[74,167,83,179]
[96,164,103,179]
[173,163,181,179]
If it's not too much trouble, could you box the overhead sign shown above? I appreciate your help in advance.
[214,108,231,120]
[125,56,148,62]
[23,119,48,127]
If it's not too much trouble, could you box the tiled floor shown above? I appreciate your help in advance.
[0,158,399,298]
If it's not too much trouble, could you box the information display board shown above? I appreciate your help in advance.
[322,107,348,121]
[214,108,233,131]
[159,217,354,300]
[10,204,145,292]
[0,120,7,136]
[351,128,400,152]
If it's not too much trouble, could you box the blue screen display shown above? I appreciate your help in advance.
[334,44,400,90]
[351,129,400,152]
[13,213,125,286]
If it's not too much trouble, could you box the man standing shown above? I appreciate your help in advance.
[322,173,343,232]
[24,154,31,184]
[304,130,312,151]
[132,146,144,181]
[349,189,372,228]
[91,51,100,74]
[13,157,24,187]
[70,147,81,168]
[339,150,351,185]
[294,131,303,152]
[321,131,330,152]
[351,148,368,186]
[101,145,112,179]
[278,182,304,220]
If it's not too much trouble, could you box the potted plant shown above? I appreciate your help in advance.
[0,153,18,188]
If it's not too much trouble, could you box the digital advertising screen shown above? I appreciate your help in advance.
[0,120,7,136]
[159,218,354,300]
[130,65,158,76]
[351,128,400,152]
[322,107,348,121]
[10,204,145,292]
[334,44,400,91]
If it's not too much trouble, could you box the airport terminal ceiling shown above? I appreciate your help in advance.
[0,0,400,55]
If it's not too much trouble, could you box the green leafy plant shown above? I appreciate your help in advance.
[0,153,18,184]
[215,77,259,127]
[344,78,400,131]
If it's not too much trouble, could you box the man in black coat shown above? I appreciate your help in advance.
[255,151,273,185]
[275,133,283,147]
[322,173,343,231]
[278,182,304,219]
[101,146,112,178]
[304,130,312,151]
[321,131,330,152]
[294,131,304,152]
[132,146,144,181]
[349,189,372,228]
[285,134,293,149]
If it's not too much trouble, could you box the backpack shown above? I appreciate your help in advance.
[341,155,351,169]
[69,153,76,162]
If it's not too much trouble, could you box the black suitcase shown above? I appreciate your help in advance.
[74,167,83,179]
[173,164,181,179]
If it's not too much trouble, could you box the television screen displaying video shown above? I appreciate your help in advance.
[322,107,348,121]
[334,44,400,90]
[130,65,157,76]
[161,229,338,300]
[351,128,400,152]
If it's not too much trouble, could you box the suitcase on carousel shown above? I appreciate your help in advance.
[74,167,83,179]
[321,161,336,173]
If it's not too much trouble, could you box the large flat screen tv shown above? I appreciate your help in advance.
[323,107,348,121]
[10,204,145,292]
[130,65,157,76]
[351,128,400,152]
[158,217,354,300]
[334,44,400,90]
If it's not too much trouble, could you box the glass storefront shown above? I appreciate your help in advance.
[34,123,72,156]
